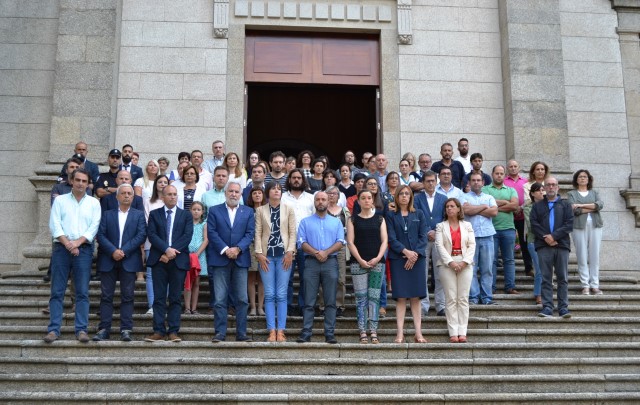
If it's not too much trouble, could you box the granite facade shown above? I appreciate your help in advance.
[2,0,640,271]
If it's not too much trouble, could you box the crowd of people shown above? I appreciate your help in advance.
[43,139,604,344]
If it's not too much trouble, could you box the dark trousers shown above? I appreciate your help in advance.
[152,260,187,335]
[98,264,136,332]
[514,218,532,272]
[538,247,570,312]
[301,256,338,339]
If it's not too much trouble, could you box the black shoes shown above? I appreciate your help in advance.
[92,329,110,341]
[120,330,132,342]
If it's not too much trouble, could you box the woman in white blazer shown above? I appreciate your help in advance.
[435,198,476,343]
[254,181,297,342]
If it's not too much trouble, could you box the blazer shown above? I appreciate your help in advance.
[435,220,476,267]
[413,192,447,232]
[530,197,574,251]
[100,193,144,213]
[147,206,193,270]
[174,182,206,210]
[206,203,255,268]
[386,210,428,260]
[96,208,147,273]
[121,164,144,185]
[254,203,297,256]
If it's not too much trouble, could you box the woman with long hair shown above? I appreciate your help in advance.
[246,151,260,172]
[246,187,267,316]
[435,198,476,343]
[134,159,159,198]
[568,169,604,295]
[347,189,388,344]
[386,185,428,343]
[382,171,400,210]
[254,182,297,342]
[223,152,247,189]
[524,161,549,205]
[297,150,315,179]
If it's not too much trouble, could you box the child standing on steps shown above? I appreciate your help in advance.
[184,201,208,315]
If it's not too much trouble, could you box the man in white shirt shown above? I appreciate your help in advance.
[455,138,471,174]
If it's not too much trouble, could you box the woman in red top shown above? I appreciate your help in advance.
[435,198,476,343]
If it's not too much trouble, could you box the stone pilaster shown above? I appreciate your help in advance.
[498,0,570,173]
[48,0,119,162]
[612,0,640,223]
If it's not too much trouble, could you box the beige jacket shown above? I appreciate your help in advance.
[254,203,297,255]
[435,220,476,267]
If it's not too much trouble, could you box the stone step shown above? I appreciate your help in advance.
[2,391,640,404]
[3,355,640,376]
[2,341,639,360]
[4,312,640,330]
[3,325,640,344]
[0,372,638,395]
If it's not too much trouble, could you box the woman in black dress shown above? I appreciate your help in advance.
[386,185,428,343]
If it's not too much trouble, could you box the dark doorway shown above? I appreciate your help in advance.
[246,83,378,168]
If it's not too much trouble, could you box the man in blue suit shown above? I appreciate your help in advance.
[120,144,143,185]
[207,181,255,342]
[413,170,447,316]
[144,185,193,342]
[99,170,144,212]
[94,184,147,342]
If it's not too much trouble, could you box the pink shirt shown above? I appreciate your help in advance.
[504,175,527,220]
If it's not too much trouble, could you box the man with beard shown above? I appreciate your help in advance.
[265,151,288,191]
[281,169,315,314]
[482,165,519,295]
[296,191,345,344]
[530,177,574,318]
[96,149,122,198]
[207,182,255,342]
[120,144,143,185]
[455,138,471,174]
[431,143,466,189]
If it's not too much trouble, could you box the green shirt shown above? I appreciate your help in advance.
[482,184,516,230]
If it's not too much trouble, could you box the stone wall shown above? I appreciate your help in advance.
[398,0,505,170]
[116,0,228,164]
[0,0,59,264]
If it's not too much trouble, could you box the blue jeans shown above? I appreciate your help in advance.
[492,229,516,292]
[287,249,305,308]
[469,235,494,304]
[211,263,249,339]
[538,247,570,312]
[99,265,136,332]
[259,255,292,330]
[48,243,92,335]
[151,261,186,335]
[300,256,338,339]
[528,242,542,296]
[145,250,153,309]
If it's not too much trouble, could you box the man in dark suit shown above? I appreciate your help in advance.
[413,170,447,316]
[100,170,144,212]
[93,184,147,342]
[58,142,100,186]
[207,181,255,342]
[145,185,193,342]
[120,144,143,184]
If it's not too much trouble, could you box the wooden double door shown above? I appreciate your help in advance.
[244,31,381,167]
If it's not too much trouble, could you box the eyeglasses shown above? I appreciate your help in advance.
[545,183,558,187]
[366,182,378,186]
[398,192,411,196]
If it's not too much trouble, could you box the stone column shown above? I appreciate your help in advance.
[612,0,640,225]
[498,0,570,172]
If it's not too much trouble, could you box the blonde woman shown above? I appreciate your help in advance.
[134,159,159,199]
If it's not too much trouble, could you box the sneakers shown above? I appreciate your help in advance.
[43,331,58,343]
[559,309,572,319]
[92,329,110,341]
[76,331,90,343]
[146,308,154,315]
[538,308,553,318]
[120,330,132,342]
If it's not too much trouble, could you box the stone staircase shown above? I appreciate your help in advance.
[1,261,639,403]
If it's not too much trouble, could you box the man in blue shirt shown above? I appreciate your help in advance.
[296,191,345,344]
[462,172,498,305]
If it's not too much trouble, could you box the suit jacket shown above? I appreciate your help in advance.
[147,206,193,270]
[121,164,144,185]
[435,220,476,267]
[386,210,428,260]
[100,193,144,212]
[414,192,447,232]
[96,208,147,273]
[254,203,297,256]
[530,197,574,251]
[60,159,100,184]
[206,203,255,268]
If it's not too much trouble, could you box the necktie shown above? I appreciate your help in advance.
[166,209,172,243]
